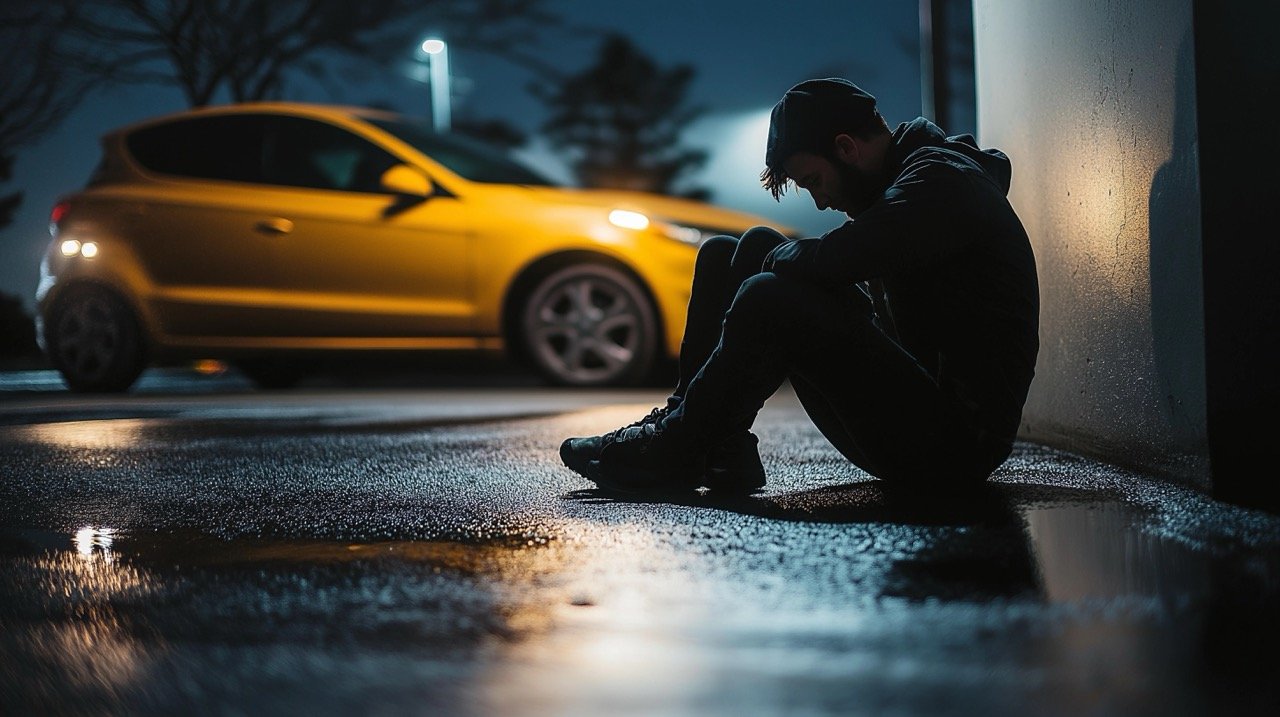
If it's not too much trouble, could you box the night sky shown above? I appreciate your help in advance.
[0,0,922,310]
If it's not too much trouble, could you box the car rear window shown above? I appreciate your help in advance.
[126,115,268,183]
[127,113,401,193]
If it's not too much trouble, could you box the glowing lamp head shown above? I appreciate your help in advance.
[421,38,446,55]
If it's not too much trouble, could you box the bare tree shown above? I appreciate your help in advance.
[0,5,92,229]
[536,34,709,199]
[54,0,566,107]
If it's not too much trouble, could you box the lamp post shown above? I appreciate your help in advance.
[420,37,451,132]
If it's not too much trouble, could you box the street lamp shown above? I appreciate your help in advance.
[420,37,451,132]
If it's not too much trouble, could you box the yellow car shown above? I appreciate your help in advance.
[36,102,793,391]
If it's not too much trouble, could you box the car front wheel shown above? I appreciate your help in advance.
[46,284,147,392]
[519,263,660,387]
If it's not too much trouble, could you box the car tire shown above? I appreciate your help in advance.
[46,284,147,393]
[519,263,660,387]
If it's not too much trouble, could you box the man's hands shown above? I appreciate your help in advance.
[762,237,822,278]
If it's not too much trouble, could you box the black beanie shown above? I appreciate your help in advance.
[762,78,877,197]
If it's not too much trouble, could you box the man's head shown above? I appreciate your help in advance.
[761,78,892,215]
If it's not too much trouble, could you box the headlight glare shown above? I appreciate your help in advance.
[608,209,650,231]
[608,207,732,247]
[660,224,709,245]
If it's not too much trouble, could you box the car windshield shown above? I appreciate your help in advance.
[366,117,558,187]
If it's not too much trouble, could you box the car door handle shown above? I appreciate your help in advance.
[254,218,294,235]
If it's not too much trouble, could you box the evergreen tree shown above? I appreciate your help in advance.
[537,34,709,199]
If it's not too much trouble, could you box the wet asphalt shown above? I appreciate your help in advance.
[1,369,1279,716]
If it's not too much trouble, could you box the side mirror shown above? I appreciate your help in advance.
[380,164,433,197]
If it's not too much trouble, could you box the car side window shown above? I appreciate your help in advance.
[262,117,401,194]
[126,115,268,183]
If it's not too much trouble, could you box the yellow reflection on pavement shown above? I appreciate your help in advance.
[478,522,716,714]
[17,419,149,451]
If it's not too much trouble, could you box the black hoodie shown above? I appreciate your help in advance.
[775,118,1039,444]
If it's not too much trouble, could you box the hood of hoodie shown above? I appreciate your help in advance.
[887,117,1012,196]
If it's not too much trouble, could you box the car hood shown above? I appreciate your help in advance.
[509,186,796,235]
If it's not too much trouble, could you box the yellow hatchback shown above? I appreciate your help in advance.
[36,102,793,391]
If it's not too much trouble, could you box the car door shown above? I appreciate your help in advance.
[123,114,288,338]
[253,114,475,339]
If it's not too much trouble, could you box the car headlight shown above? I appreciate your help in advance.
[59,239,99,259]
[608,209,650,231]
[656,222,715,246]
[607,207,737,247]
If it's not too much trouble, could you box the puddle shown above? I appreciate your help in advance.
[0,525,588,713]
[2,494,1277,716]
[1021,501,1208,603]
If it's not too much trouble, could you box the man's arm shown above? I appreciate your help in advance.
[765,154,986,286]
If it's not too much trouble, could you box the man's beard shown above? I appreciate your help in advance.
[834,160,884,217]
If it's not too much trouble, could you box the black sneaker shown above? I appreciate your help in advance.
[560,405,671,480]
[587,420,702,494]
[703,431,766,494]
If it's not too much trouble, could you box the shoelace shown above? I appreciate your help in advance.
[601,406,670,447]
[626,405,669,429]
[609,421,660,448]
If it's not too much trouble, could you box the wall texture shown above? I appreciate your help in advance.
[973,0,1208,485]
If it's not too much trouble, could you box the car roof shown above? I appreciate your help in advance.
[104,101,406,139]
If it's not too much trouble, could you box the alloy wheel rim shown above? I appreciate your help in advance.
[55,296,120,381]
[530,276,640,383]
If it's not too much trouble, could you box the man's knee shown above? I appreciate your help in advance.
[694,235,738,275]
[732,226,788,272]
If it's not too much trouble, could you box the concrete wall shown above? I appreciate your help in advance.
[973,0,1208,485]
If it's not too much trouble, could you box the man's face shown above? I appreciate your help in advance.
[783,150,882,217]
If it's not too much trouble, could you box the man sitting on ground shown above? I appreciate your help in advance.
[561,78,1040,495]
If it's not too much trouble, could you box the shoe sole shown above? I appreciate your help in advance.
[586,461,765,497]
[703,468,766,495]
[586,459,694,496]
[564,438,766,496]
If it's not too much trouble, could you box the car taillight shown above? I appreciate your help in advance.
[49,201,69,235]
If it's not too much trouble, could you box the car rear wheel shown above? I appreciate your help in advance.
[520,263,659,387]
[47,284,147,392]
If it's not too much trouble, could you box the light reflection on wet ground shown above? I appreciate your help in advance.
[1025,502,1208,602]
[1,390,1279,715]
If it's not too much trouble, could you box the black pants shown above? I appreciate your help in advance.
[666,226,1008,486]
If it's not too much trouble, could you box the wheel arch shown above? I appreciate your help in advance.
[40,277,156,356]
[43,279,151,392]
[500,250,666,368]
